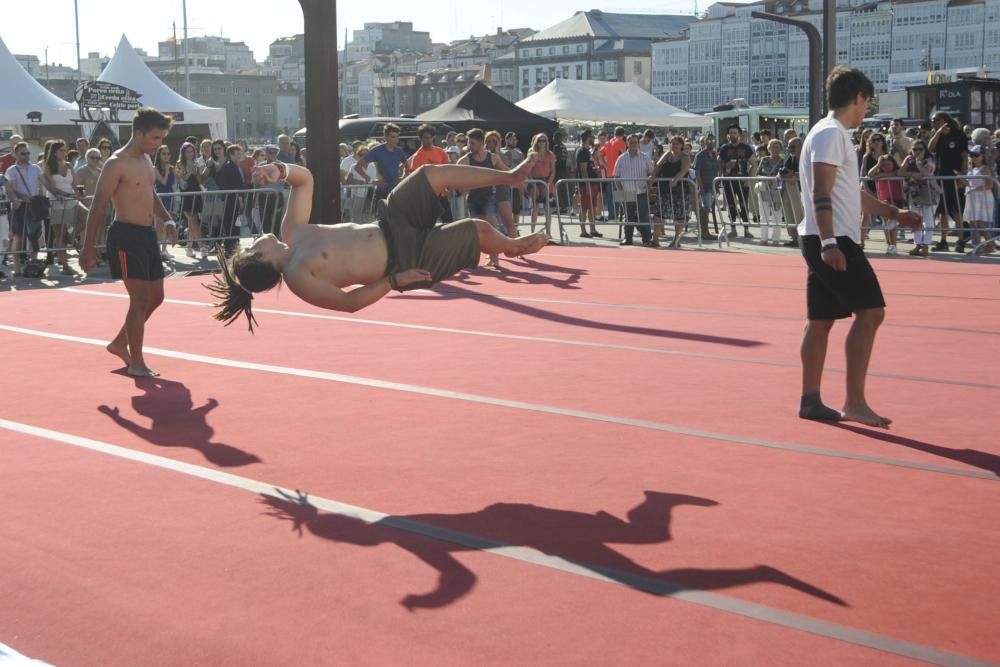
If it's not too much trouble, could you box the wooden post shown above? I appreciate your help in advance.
[297,0,340,224]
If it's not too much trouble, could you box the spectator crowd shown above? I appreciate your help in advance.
[2,109,998,279]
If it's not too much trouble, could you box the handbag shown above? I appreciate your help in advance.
[29,195,50,221]
[14,166,49,226]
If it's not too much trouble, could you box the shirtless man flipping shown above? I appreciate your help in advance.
[209,158,548,331]
[80,108,178,376]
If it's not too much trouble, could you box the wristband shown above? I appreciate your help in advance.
[388,273,400,291]
[821,237,837,249]
[274,161,288,181]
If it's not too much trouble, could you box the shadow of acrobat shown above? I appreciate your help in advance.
[397,282,764,347]
[99,376,261,467]
[261,489,845,611]
[829,423,999,478]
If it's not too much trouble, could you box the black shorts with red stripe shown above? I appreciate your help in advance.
[107,221,165,281]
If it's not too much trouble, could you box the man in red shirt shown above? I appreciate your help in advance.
[406,124,453,221]
[0,134,23,175]
[600,126,627,221]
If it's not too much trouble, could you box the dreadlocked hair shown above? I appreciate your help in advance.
[206,246,282,333]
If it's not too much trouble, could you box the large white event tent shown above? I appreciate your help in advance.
[0,35,77,127]
[98,35,227,138]
[517,79,712,128]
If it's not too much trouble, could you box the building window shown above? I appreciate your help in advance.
[535,48,542,56]
[576,64,583,79]
[562,65,569,78]
[246,104,252,113]
[562,45,569,54]
[577,44,584,53]
[220,87,228,94]
[522,70,529,84]
[263,104,273,115]
[634,61,642,74]
[549,47,555,55]
[521,49,528,58]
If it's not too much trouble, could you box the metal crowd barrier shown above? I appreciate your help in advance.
[1,187,286,279]
[341,183,378,224]
[554,177,705,247]
[523,178,553,238]
[710,176,800,248]
[857,174,999,257]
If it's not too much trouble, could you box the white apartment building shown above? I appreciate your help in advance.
[651,39,689,108]
[157,36,255,72]
[345,22,432,64]
[659,0,1000,113]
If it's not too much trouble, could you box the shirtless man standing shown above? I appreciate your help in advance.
[209,158,548,331]
[80,108,178,377]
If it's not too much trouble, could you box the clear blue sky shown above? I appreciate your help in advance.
[1,0,728,68]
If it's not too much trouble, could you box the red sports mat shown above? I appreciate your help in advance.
[1,246,997,665]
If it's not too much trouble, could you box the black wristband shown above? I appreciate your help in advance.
[388,273,400,291]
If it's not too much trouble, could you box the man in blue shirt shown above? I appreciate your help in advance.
[366,123,408,198]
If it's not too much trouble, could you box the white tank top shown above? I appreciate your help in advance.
[47,168,75,199]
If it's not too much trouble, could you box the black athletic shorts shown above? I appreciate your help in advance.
[107,221,165,281]
[800,235,885,321]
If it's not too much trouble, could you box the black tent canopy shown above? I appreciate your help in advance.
[418,81,558,144]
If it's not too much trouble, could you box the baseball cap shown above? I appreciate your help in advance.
[969,144,985,156]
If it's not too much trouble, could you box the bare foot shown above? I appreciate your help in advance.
[841,404,892,429]
[509,155,537,186]
[504,232,550,258]
[107,341,130,368]
[127,365,160,378]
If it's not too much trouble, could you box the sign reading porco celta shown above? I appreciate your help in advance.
[74,81,143,122]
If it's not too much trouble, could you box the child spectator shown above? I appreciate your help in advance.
[900,141,937,256]
[963,145,996,255]
[869,153,904,255]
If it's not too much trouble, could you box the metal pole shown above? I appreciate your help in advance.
[173,22,180,90]
[74,0,82,88]
[182,0,191,97]
[751,11,823,127]
[823,0,836,106]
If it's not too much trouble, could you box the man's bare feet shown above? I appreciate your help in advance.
[509,155,537,186]
[106,341,130,368]
[127,365,160,378]
[504,232,550,258]
[841,404,891,428]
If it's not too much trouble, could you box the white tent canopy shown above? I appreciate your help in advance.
[517,79,711,128]
[98,35,227,137]
[0,35,77,126]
